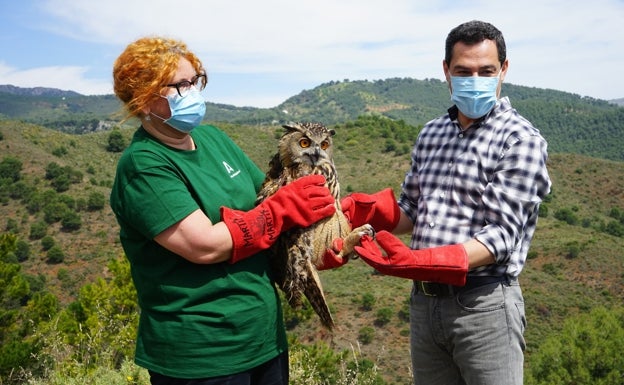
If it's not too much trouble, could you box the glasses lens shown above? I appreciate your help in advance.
[194,74,207,90]
[176,80,193,96]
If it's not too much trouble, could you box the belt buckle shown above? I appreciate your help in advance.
[418,281,437,297]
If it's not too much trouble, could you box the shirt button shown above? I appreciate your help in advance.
[448,161,453,167]
[440,192,445,198]
[429,222,435,228]
[459,133,464,138]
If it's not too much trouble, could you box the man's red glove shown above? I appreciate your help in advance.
[341,188,400,232]
[354,231,469,286]
[222,175,336,264]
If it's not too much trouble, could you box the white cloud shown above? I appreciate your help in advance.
[0,62,112,95]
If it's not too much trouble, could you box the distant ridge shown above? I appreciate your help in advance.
[0,84,82,98]
[1,81,623,162]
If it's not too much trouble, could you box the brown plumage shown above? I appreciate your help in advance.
[256,122,374,330]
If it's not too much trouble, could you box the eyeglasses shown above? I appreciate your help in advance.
[166,73,207,97]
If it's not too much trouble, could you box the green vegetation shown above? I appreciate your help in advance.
[0,79,623,383]
[526,306,624,385]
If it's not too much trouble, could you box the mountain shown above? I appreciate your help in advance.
[611,97,624,106]
[2,79,623,162]
[0,85,82,97]
[0,115,623,382]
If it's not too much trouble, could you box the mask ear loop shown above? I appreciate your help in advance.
[148,93,173,123]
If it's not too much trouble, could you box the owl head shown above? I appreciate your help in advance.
[278,122,335,168]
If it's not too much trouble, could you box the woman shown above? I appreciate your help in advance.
[109,36,336,385]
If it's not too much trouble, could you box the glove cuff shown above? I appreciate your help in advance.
[221,206,277,264]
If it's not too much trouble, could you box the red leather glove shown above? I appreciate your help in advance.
[354,231,469,286]
[341,188,400,232]
[222,175,336,263]
[317,239,347,270]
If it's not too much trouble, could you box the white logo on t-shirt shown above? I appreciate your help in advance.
[223,161,241,178]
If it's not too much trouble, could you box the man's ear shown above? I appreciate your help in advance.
[500,59,509,82]
[443,60,450,81]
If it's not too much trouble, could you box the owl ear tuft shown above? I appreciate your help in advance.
[282,122,303,134]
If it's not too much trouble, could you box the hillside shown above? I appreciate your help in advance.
[1,118,623,383]
[2,79,624,162]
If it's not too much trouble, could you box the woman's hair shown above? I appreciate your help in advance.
[112,37,206,119]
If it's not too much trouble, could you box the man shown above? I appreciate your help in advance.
[344,20,551,384]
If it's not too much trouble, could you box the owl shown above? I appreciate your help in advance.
[256,122,374,330]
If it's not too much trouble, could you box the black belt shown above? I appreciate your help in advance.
[414,275,510,297]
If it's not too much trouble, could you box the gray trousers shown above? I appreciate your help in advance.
[410,279,525,385]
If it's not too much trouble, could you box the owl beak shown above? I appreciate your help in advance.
[305,147,321,166]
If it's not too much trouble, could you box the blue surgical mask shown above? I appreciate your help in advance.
[152,87,206,133]
[450,75,500,119]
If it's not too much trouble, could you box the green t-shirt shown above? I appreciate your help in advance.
[109,125,287,378]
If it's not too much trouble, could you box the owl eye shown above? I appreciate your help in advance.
[320,140,330,150]
[299,138,311,148]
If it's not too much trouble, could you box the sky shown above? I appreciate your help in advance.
[0,0,623,108]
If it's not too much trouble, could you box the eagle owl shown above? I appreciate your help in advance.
[256,122,374,330]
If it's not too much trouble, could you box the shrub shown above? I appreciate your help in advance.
[30,221,48,240]
[46,246,65,264]
[52,146,68,157]
[41,236,55,251]
[61,211,82,232]
[359,293,376,311]
[0,156,22,182]
[15,240,30,262]
[565,241,581,259]
[43,202,69,224]
[604,220,624,237]
[8,181,32,200]
[358,326,375,345]
[5,218,18,233]
[87,192,106,211]
[538,203,549,218]
[554,207,579,226]
[375,308,394,327]
[50,174,70,192]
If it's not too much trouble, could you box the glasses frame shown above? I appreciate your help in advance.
[166,73,207,97]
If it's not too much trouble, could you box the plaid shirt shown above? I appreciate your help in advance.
[398,97,551,278]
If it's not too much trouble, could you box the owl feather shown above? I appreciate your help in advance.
[256,122,373,330]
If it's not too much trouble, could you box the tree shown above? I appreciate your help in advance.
[55,257,139,371]
[43,202,69,224]
[526,306,624,385]
[15,240,30,262]
[0,156,22,182]
[107,129,126,153]
[0,234,38,379]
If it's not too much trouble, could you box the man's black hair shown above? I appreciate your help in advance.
[445,20,506,65]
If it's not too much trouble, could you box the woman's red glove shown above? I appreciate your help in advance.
[222,175,335,263]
